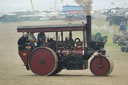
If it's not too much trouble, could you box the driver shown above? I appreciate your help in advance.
[37,32,46,46]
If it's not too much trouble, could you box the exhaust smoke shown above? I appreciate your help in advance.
[75,0,92,15]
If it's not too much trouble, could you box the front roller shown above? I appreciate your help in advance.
[28,47,58,76]
[90,55,114,76]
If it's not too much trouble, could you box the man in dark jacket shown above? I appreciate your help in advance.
[37,32,46,46]
[18,33,29,50]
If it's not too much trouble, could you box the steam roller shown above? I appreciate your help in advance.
[17,15,114,76]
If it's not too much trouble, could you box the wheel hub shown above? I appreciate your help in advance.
[40,58,45,64]
[97,64,104,69]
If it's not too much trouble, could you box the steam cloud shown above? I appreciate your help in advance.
[75,0,92,15]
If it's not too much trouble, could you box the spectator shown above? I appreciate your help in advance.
[119,22,127,33]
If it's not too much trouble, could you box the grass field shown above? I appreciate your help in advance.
[0,19,128,85]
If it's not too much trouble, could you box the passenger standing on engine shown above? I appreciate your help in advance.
[28,32,37,49]
[37,32,46,46]
[17,32,29,50]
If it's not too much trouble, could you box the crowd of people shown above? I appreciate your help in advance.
[18,32,46,50]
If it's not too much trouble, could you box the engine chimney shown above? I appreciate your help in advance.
[86,15,92,47]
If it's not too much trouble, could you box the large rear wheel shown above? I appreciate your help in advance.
[90,56,114,76]
[28,47,58,76]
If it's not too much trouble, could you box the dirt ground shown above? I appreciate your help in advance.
[0,20,128,85]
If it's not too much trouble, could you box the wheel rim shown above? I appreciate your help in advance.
[90,56,111,76]
[107,57,114,75]
[29,47,58,76]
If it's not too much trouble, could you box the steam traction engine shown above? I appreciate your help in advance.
[17,16,114,76]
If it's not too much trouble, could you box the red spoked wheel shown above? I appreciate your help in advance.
[90,56,114,76]
[28,47,58,76]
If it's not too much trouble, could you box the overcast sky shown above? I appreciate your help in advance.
[0,0,128,13]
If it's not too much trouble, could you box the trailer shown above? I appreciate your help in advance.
[17,16,114,76]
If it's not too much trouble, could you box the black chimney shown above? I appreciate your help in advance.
[86,15,92,47]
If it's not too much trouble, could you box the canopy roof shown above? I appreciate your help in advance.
[17,24,86,32]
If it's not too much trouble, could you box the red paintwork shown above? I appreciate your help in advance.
[61,47,84,56]
[29,48,56,75]
[72,47,84,56]
[19,50,30,65]
[90,56,110,76]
